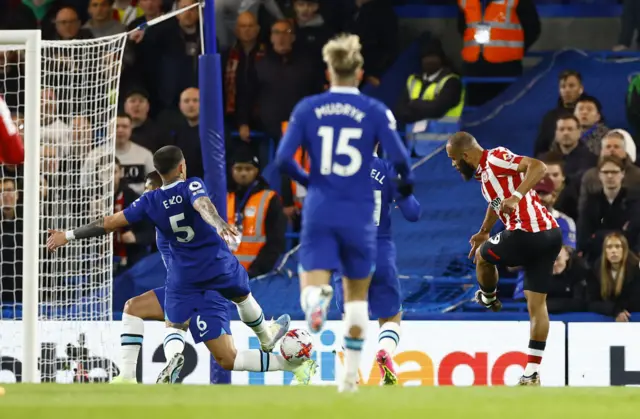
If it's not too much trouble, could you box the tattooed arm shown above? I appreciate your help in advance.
[193,196,239,245]
[47,212,130,252]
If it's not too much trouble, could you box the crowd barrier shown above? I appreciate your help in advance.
[1,320,638,386]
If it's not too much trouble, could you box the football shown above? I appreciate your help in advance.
[279,329,314,363]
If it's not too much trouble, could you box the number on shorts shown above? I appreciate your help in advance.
[169,213,195,243]
[318,126,363,177]
[196,315,207,331]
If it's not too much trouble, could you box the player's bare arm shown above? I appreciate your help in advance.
[46,212,130,252]
[500,157,548,214]
[193,195,239,244]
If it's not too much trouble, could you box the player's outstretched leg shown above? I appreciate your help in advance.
[339,276,372,393]
[232,294,290,352]
[474,248,502,311]
[299,270,334,333]
[203,334,317,385]
[519,290,548,386]
[113,290,165,384]
[376,314,401,386]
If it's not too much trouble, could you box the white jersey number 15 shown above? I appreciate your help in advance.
[318,126,363,177]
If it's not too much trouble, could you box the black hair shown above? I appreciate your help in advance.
[556,111,580,127]
[145,171,162,188]
[117,112,132,121]
[153,145,184,175]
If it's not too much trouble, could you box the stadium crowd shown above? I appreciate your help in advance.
[0,0,639,322]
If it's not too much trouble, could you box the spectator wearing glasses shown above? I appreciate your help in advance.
[579,129,640,214]
[577,156,640,264]
[51,7,93,40]
[587,232,640,322]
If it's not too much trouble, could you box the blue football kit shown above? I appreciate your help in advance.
[152,228,231,344]
[275,86,412,279]
[334,157,420,318]
[123,177,249,325]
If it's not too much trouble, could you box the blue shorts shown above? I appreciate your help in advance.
[164,260,250,326]
[299,221,376,279]
[334,240,402,319]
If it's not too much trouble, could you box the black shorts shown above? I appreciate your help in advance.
[479,228,563,294]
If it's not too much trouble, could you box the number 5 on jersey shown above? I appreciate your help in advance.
[170,213,195,242]
[318,126,363,177]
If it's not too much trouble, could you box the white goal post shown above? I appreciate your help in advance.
[0,30,128,384]
[0,30,42,384]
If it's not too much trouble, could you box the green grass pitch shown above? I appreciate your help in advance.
[1,384,639,419]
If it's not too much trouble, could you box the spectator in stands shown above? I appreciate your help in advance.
[574,95,609,156]
[579,130,640,213]
[541,152,579,222]
[613,0,640,51]
[226,11,266,143]
[2,0,59,34]
[113,0,144,26]
[156,0,200,110]
[227,146,286,278]
[113,157,154,273]
[534,70,585,157]
[41,88,72,157]
[168,87,203,180]
[457,0,540,106]
[82,114,154,195]
[587,232,640,321]
[577,156,640,265]
[550,113,597,183]
[544,246,588,314]
[84,0,126,37]
[395,38,464,126]
[292,0,333,70]
[344,0,397,87]
[124,88,166,152]
[534,176,576,249]
[252,19,322,164]
[124,0,164,114]
[52,7,93,40]
[0,177,22,304]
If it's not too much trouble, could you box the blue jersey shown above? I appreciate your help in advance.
[123,177,237,288]
[156,228,171,271]
[371,157,421,240]
[276,87,412,226]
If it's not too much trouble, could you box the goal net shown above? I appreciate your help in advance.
[0,32,127,383]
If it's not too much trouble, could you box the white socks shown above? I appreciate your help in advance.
[343,301,369,384]
[232,350,293,372]
[163,327,186,362]
[480,288,497,305]
[120,313,144,380]
[235,295,269,344]
[378,322,401,355]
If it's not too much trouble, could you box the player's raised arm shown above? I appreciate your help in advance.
[275,103,310,188]
[0,96,24,164]
[47,212,130,252]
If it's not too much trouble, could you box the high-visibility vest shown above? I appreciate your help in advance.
[282,121,310,209]
[406,73,465,121]
[227,189,275,269]
[459,0,524,63]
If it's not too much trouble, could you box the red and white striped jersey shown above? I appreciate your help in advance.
[474,147,558,233]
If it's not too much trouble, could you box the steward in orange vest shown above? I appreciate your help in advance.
[457,0,540,105]
[227,147,287,278]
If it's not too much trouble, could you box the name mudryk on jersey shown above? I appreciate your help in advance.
[314,102,366,122]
